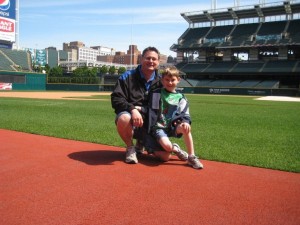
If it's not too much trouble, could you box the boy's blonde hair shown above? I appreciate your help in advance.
[161,66,180,78]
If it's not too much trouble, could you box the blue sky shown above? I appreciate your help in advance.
[20,0,260,57]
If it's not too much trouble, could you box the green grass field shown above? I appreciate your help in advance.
[1,94,299,172]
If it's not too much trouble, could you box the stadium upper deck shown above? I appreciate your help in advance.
[171,0,300,62]
[180,1,300,24]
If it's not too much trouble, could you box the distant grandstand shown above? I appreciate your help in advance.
[0,48,32,72]
[171,0,300,95]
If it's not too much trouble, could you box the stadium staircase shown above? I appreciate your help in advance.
[0,50,18,71]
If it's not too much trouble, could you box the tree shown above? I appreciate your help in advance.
[72,67,82,77]
[44,64,50,74]
[99,65,108,75]
[118,66,127,75]
[109,66,116,75]
[48,66,63,77]
[72,66,94,77]
[89,67,98,77]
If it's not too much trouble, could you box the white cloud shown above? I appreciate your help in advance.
[21,0,105,8]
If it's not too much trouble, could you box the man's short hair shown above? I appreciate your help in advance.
[142,46,160,59]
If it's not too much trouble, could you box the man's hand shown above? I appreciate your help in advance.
[135,106,142,111]
[131,108,143,127]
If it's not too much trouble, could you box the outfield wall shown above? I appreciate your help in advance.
[46,84,115,92]
[181,87,299,96]
[0,71,46,90]
[1,73,298,96]
[46,83,299,96]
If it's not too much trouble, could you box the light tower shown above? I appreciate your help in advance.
[15,0,19,49]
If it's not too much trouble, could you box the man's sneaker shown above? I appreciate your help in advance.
[135,140,144,155]
[125,146,138,164]
[173,143,188,161]
[188,155,204,169]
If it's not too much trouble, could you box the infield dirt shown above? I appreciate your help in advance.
[0,91,110,100]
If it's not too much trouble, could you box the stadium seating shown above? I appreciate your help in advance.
[231,61,264,73]
[172,1,300,94]
[185,79,200,86]
[196,79,214,86]
[203,62,237,73]
[208,79,242,87]
[177,78,192,87]
[0,48,32,71]
[205,25,235,41]
[255,80,280,88]
[175,62,187,70]
[181,27,210,41]
[183,78,281,88]
[0,52,15,71]
[262,60,297,73]
[180,63,210,73]
[294,61,300,72]
[286,19,300,44]
[176,18,300,49]
[221,23,258,47]
[256,20,287,36]
[178,27,211,48]
[236,80,262,87]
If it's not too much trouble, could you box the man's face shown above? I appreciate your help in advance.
[141,51,159,72]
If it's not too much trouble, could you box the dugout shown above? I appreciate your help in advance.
[0,71,46,90]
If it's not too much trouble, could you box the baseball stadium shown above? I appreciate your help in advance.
[1,1,300,225]
[0,0,300,95]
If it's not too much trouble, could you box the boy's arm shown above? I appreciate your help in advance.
[178,97,191,124]
[171,97,191,127]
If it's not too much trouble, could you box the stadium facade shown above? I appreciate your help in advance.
[0,0,18,49]
[171,0,300,95]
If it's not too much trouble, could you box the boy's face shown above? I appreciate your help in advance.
[162,75,180,93]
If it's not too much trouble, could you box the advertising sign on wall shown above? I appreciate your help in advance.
[0,0,16,42]
[35,49,47,67]
[0,82,12,90]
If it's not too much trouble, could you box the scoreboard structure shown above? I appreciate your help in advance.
[0,0,19,49]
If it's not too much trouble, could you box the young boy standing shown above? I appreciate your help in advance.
[137,66,204,169]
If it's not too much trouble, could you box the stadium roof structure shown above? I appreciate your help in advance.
[181,1,300,24]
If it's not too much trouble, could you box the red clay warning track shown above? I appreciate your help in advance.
[1,129,299,225]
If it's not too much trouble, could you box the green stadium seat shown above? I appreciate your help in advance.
[0,52,15,71]
[0,48,32,71]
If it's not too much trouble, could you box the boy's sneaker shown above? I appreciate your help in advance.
[173,143,188,161]
[125,146,138,164]
[188,155,204,169]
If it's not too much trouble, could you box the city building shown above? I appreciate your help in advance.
[113,45,140,65]
[91,46,115,56]
[18,41,169,71]
[63,41,116,62]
